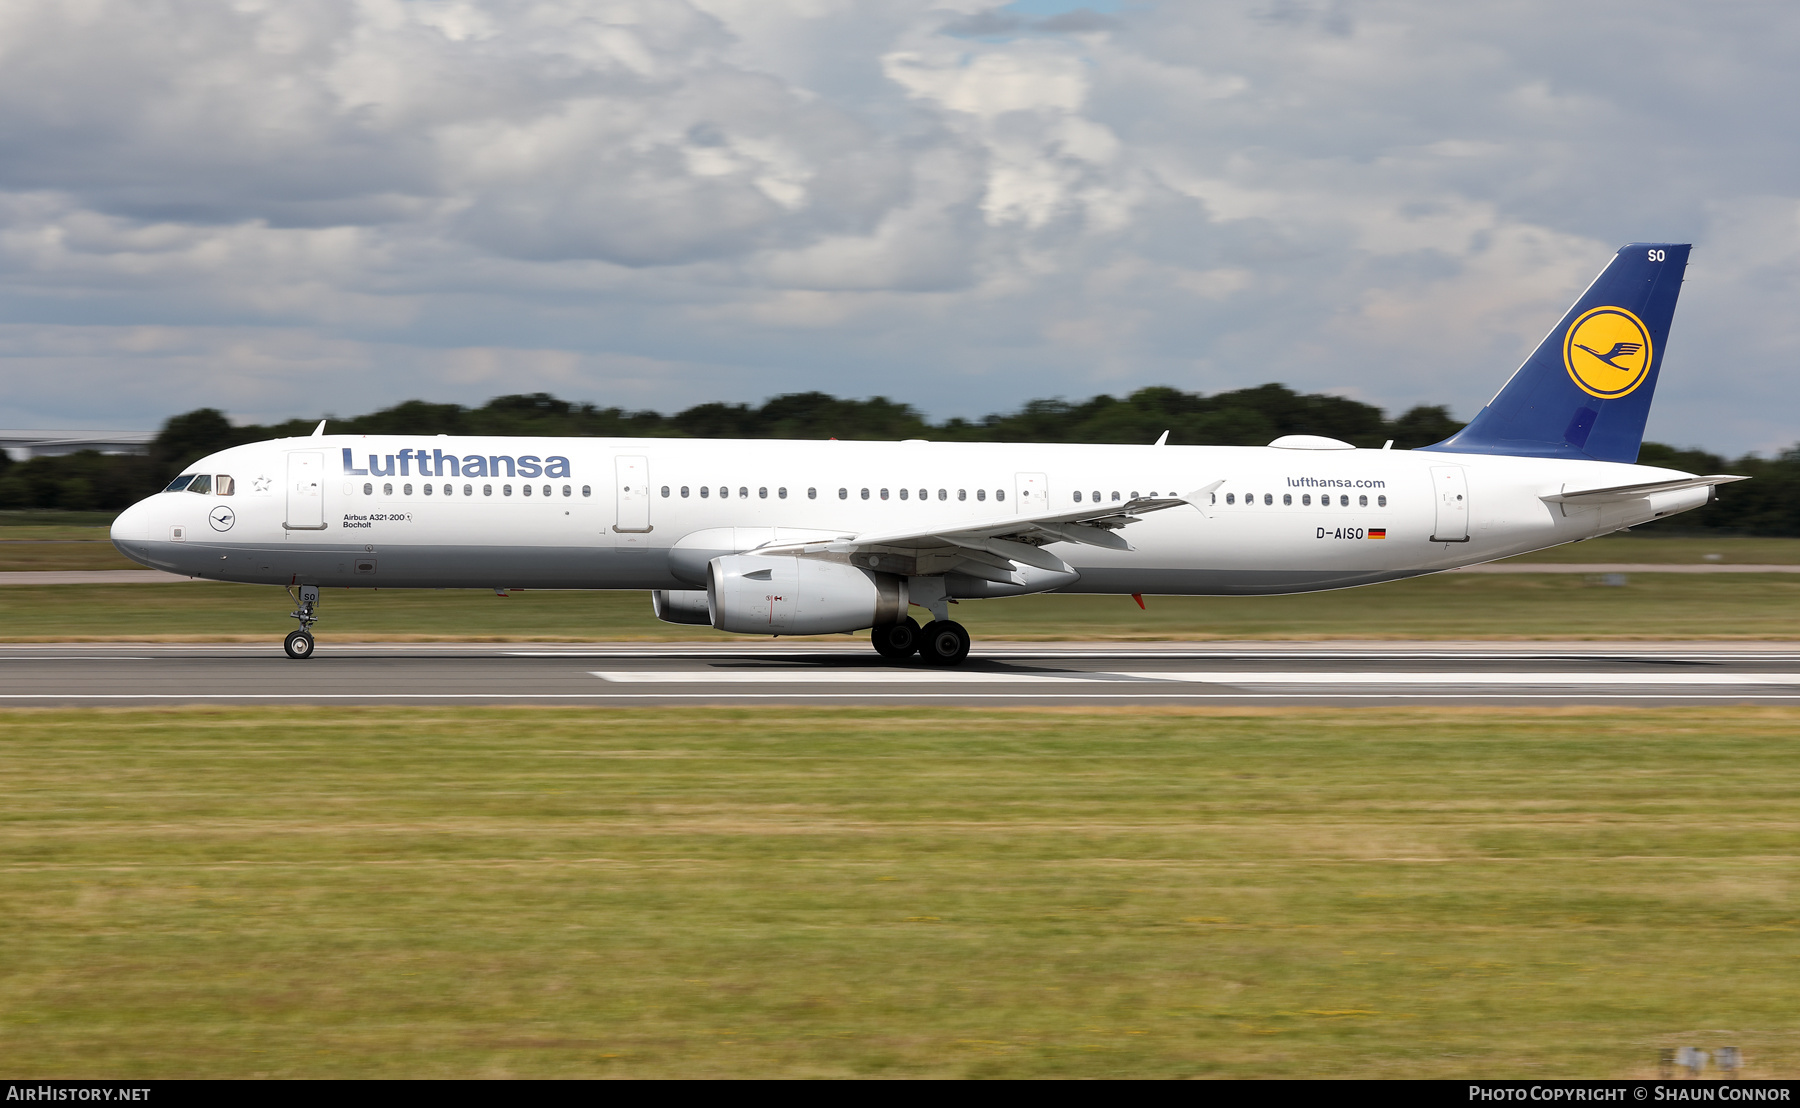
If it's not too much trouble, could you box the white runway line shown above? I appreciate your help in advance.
[587,669,1800,687]
[1115,671,1800,686]
[589,669,1090,684]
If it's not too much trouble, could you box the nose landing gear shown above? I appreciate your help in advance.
[284,584,320,659]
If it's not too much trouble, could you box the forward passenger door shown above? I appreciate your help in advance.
[285,451,326,531]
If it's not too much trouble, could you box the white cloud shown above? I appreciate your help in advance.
[0,0,1796,453]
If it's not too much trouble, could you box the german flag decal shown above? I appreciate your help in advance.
[1369,528,1387,539]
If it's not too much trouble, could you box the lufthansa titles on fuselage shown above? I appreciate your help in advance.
[341,447,572,480]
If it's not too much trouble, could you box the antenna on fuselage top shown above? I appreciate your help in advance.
[1153,430,1169,446]
[312,420,327,437]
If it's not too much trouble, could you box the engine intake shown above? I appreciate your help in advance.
[707,554,907,635]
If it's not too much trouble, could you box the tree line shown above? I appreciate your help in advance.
[1,385,1793,534]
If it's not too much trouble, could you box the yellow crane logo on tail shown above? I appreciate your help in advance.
[1563,306,1652,399]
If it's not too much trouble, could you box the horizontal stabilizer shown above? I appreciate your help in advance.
[1542,475,1746,504]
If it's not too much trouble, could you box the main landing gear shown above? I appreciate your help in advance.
[870,616,971,666]
[284,584,320,659]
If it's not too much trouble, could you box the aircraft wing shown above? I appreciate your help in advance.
[756,482,1221,578]
[1542,474,1747,504]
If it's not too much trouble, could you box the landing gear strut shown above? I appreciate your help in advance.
[917,620,971,666]
[871,617,921,659]
[284,584,320,659]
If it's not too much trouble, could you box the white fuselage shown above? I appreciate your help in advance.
[110,435,1710,599]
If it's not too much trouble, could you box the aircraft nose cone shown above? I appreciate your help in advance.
[110,497,160,566]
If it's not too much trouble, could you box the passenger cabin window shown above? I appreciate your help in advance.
[463,484,472,496]
[1111,492,1120,502]
[404,483,414,496]
[1340,495,1349,507]
[661,486,670,497]
[1359,494,1368,507]
[807,488,816,499]
[215,475,235,496]
[582,485,591,497]
[918,489,927,501]
[861,488,870,500]
[563,485,571,497]
[958,489,966,501]
[779,488,787,499]
[1302,494,1311,506]
[364,483,374,495]
[484,484,493,496]
[701,486,710,498]
[938,489,947,501]
[424,483,433,496]
[522,484,532,496]
[681,486,690,497]
[738,487,748,499]
[760,487,768,499]
[899,488,908,500]
[880,488,889,500]
[503,484,513,497]
[384,482,394,496]
[997,490,1005,501]
[1283,494,1292,505]
[187,474,212,495]
[1073,491,1082,502]
[164,474,196,492]
[976,489,986,501]
[1225,493,1235,505]
[838,488,847,499]
[1264,493,1273,505]
[1378,494,1387,507]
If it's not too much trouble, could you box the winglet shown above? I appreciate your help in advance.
[311,420,327,437]
[1154,430,1169,446]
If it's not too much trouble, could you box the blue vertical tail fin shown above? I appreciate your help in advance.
[1423,243,1689,463]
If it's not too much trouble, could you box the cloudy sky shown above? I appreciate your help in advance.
[1,0,1796,452]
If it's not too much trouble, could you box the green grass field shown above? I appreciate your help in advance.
[2,706,1795,1078]
[2,569,1798,641]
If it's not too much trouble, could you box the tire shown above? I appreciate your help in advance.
[283,629,316,659]
[871,617,921,660]
[917,620,971,666]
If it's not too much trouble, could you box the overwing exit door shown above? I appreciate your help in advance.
[285,451,326,530]
[1014,472,1047,514]
[1429,465,1470,542]
[614,456,652,545]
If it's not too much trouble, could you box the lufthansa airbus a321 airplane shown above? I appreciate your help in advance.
[111,243,1741,663]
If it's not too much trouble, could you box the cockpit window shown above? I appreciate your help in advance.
[186,474,212,495]
[164,474,197,492]
[214,475,235,496]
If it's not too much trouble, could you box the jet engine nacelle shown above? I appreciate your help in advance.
[707,554,907,635]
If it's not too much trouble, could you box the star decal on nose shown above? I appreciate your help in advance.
[252,475,272,493]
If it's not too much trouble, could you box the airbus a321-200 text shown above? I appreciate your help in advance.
[111,243,1741,663]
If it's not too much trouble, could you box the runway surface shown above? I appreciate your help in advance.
[6,641,1800,706]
